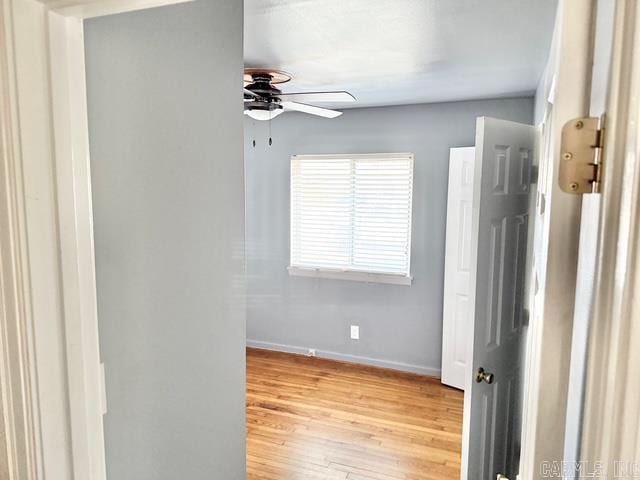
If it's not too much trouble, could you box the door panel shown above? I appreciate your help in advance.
[462,117,536,479]
[442,147,476,390]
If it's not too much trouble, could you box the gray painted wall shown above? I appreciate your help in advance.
[85,2,245,479]
[245,98,534,375]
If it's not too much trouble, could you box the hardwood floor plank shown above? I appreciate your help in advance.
[247,348,463,480]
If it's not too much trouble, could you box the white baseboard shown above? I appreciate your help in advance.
[246,339,441,378]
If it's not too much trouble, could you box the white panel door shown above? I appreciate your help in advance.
[442,147,476,390]
[462,117,536,480]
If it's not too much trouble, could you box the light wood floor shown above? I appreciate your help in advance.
[246,348,464,480]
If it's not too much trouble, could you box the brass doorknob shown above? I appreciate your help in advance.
[475,367,494,384]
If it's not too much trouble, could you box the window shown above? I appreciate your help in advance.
[289,153,414,285]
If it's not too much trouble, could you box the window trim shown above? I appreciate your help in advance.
[289,152,414,286]
[287,266,413,286]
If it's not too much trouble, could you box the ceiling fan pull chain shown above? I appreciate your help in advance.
[252,119,256,147]
[269,116,273,146]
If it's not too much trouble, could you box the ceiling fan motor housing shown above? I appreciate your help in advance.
[245,74,281,97]
[244,73,284,114]
[244,100,283,113]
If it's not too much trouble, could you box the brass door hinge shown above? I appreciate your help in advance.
[559,116,605,194]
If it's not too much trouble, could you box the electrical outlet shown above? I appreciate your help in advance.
[307,348,316,357]
[350,325,360,340]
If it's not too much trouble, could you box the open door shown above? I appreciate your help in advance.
[461,117,537,479]
[442,147,476,390]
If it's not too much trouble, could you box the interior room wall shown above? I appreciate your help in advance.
[245,97,534,375]
[84,1,245,479]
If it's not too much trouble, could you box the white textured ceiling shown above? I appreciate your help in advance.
[244,0,558,108]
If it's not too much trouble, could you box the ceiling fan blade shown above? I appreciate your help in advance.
[282,101,343,118]
[244,88,259,98]
[277,91,355,103]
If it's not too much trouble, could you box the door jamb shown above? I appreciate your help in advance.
[581,0,640,468]
[519,0,597,477]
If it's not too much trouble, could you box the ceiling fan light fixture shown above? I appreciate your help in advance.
[244,107,284,121]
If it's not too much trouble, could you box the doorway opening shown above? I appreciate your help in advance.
[6,0,607,477]
[80,1,556,479]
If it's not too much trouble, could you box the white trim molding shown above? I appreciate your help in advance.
[292,152,415,161]
[287,266,413,286]
[0,0,43,476]
[519,0,597,477]
[47,12,106,479]
[1,0,78,477]
[581,0,640,469]
[40,0,191,18]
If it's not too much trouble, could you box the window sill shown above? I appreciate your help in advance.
[287,266,412,286]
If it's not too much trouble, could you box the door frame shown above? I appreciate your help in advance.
[1,0,632,479]
[581,0,640,468]
[518,0,599,477]
[0,0,192,478]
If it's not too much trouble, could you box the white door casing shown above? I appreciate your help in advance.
[519,1,596,475]
[581,0,640,469]
[563,0,615,467]
[462,117,537,480]
[442,147,475,390]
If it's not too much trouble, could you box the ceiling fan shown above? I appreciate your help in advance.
[243,68,356,121]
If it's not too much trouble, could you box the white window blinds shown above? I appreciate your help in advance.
[290,153,414,282]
